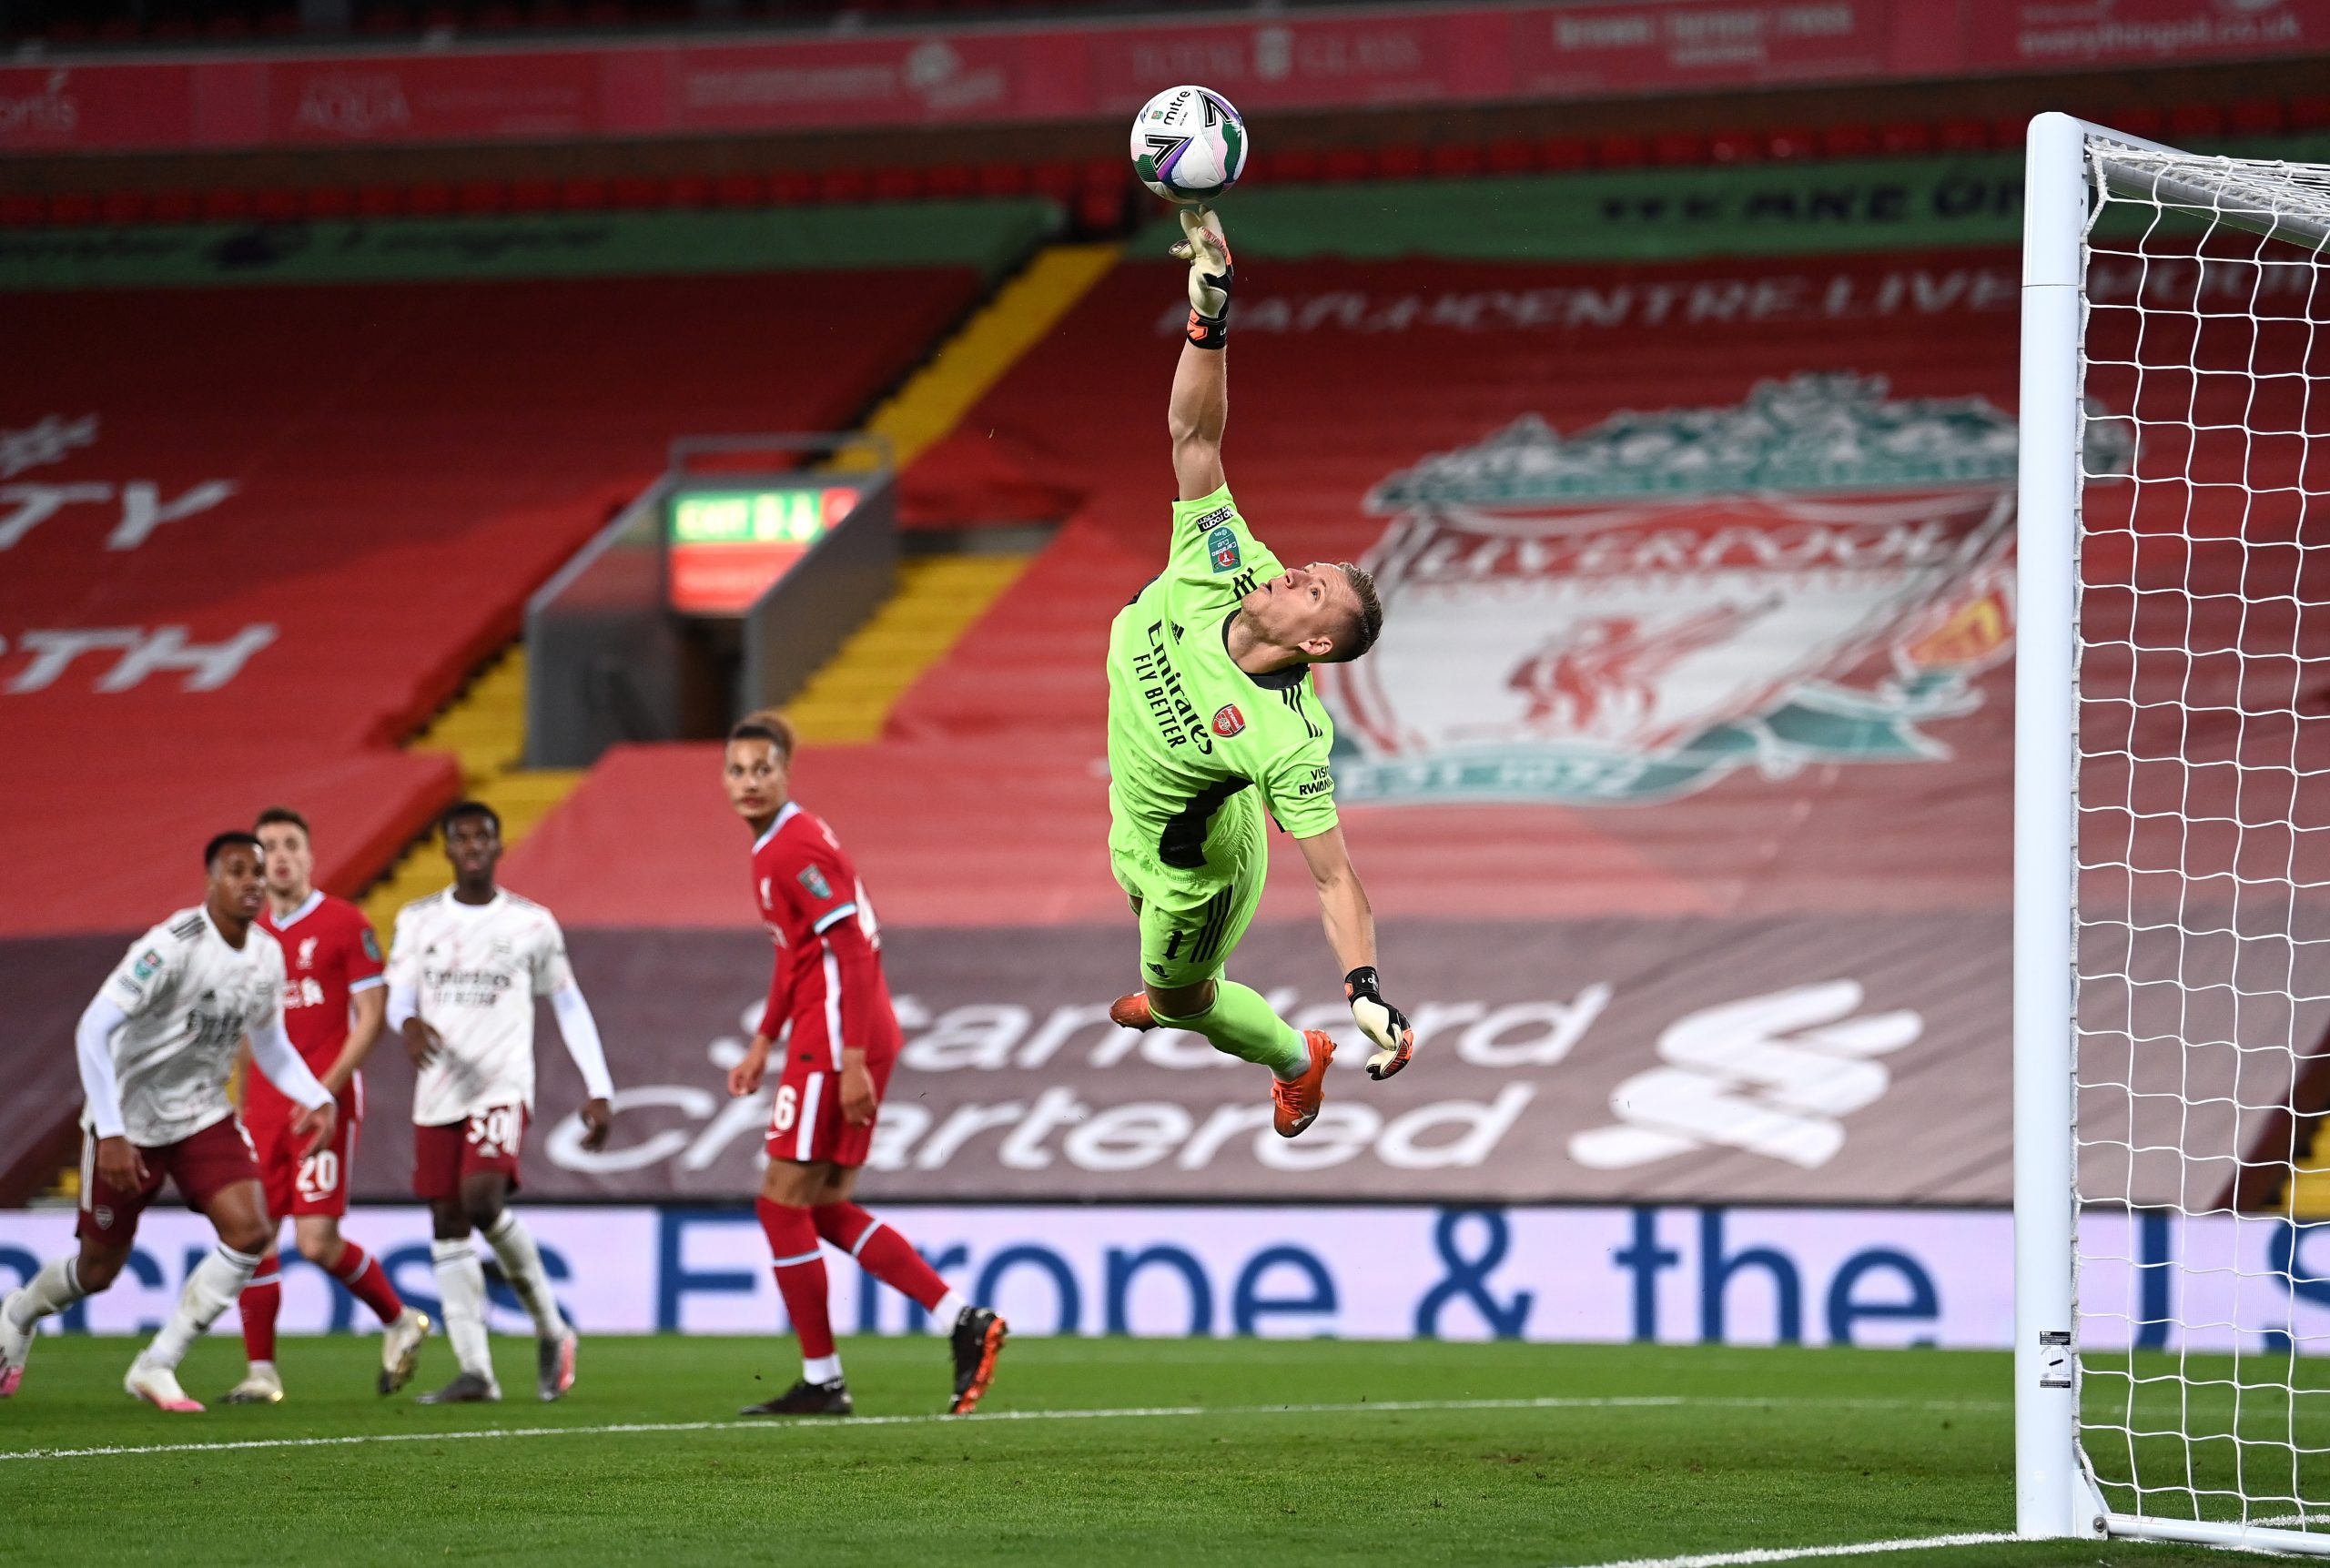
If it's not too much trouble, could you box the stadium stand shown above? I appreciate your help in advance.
[0,217,1043,1200]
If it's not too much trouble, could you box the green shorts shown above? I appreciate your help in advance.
[1109,790,1267,991]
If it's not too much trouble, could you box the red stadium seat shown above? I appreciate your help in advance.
[609,177,665,209]
[303,187,359,219]
[1989,116,2028,149]
[2168,103,2226,138]
[1762,126,1818,161]
[1261,148,1322,183]
[771,169,818,204]
[558,177,608,211]
[509,178,558,214]
[818,167,873,203]
[1818,124,1879,158]
[2227,99,2283,136]
[2110,106,2168,139]
[667,174,714,207]
[1429,143,1484,177]
[98,190,150,225]
[1656,130,1713,165]
[48,193,96,226]
[201,188,254,221]
[1374,144,1426,179]
[1935,117,1990,152]
[404,183,454,217]
[1707,130,1758,164]
[976,162,1028,197]
[1075,184,1123,233]
[925,165,976,199]
[1029,161,1079,200]
[150,190,200,224]
[2289,96,2330,132]
[255,188,303,222]
[1593,135,1647,168]
[1538,137,1592,172]
[872,166,924,201]
[1322,148,1372,182]
[1878,121,1932,155]
[455,181,508,216]
[714,174,765,208]
[357,185,403,217]
[1486,137,1535,174]
[0,195,42,227]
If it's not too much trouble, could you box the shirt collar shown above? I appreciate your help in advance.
[753,800,802,854]
[270,889,325,930]
[1221,612,1307,692]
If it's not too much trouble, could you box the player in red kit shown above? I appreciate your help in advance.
[721,711,1007,1416]
[224,807,431,1403]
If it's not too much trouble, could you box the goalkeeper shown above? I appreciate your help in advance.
[1104,205,1414,1138]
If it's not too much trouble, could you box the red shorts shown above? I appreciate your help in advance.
[77,1116,261,1244]
[412,1104,528,1201]
[763,1045,897,1169]
[248,1080,363,1220]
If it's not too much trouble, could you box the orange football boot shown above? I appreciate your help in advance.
[1109,992,1156,1031]
[1271,1030,1336,1138]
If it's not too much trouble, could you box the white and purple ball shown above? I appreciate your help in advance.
[1130,85,1249,205]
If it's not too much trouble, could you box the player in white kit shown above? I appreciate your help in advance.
[0,833,339,1411]
[388,800,615,1404]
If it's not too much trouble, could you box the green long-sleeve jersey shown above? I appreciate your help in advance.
[1104,483,1340,886]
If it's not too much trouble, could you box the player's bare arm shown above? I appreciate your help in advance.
[320,985,387,1097]
[1294,825,1416,1081]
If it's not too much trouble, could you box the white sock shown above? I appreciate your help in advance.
[483,1210,568,1340]
[803,1352,842,1384]
[933,1290,969,1329]
[146,1243,262,1369]
[248,1359,276,1375]
[9,1257,87,1329]
[431,1239,495,1379]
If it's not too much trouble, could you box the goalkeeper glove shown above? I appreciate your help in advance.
[1345,966,1415,1081]
[1170,206,1232,349]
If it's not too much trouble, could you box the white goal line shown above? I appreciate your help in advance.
[0,1391,2005,1464]
[1574,1534,2022,1568]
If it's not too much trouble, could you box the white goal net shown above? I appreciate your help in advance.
[2020,115,2330,1552]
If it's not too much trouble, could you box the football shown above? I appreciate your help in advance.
[1129,85,1249,204]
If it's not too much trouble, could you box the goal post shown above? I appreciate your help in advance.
[2016,111,2330,1552]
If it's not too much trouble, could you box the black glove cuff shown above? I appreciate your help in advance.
[1185,309,1229,349]
[1343,966,1382,1002]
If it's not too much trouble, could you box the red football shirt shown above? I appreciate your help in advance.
[750,801,900,1062]
[248,890,386,1114]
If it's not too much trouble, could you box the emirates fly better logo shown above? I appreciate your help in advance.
[1312,372,2132,807]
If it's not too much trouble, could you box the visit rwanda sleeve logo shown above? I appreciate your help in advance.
[1207,525,1241,574]
[796,865,834,900]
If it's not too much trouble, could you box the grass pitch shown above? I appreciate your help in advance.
[0,1334,2300,1566]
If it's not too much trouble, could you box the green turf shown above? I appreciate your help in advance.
[0,1335,2309,1565]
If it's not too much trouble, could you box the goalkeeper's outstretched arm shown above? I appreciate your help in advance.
[1168,207,1232,502]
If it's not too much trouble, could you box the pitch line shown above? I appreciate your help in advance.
[0,1392,2002,1463]
[1568,1533,2022,1568]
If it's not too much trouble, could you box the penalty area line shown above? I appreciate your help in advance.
[0,1392,2001,1463]
[1567,1533,2024,1568]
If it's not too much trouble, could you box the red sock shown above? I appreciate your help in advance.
[757,1199,834,1361]
[815,1202,949,1312]
[239,1251,281,1363]
[329,1241,403,1325]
